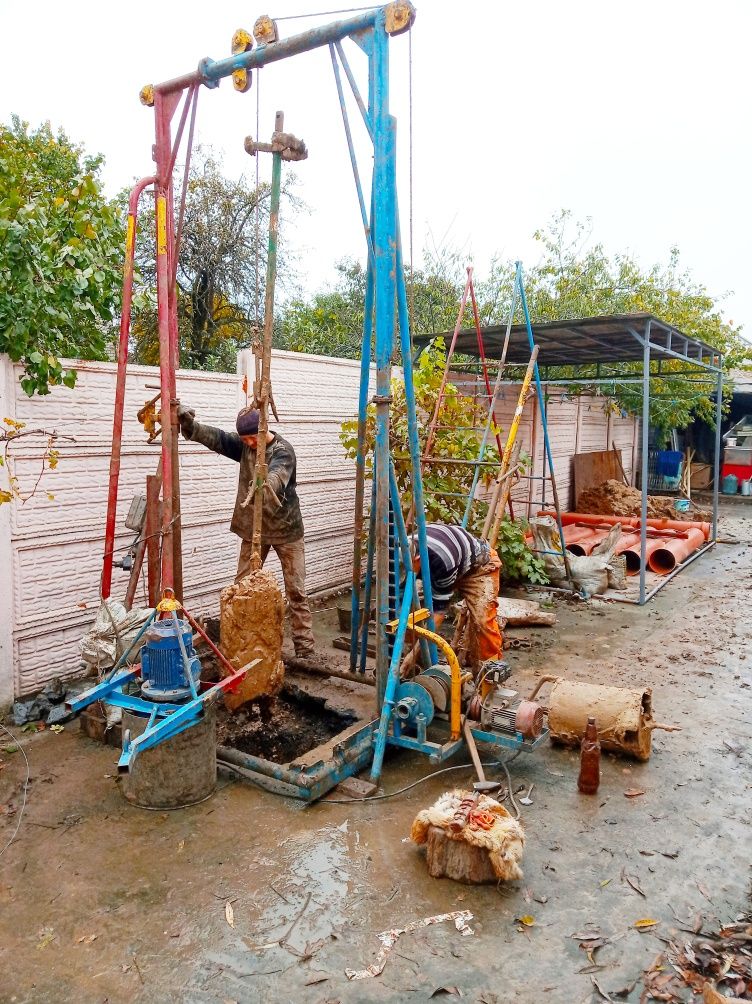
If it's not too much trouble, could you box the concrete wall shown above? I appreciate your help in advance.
[0,350,638,704]
[0,350,369,702]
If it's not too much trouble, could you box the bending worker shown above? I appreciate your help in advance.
[403,523,502,677]
[178,404,316,659]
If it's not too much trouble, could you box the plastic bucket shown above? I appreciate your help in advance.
[722,474,739,495]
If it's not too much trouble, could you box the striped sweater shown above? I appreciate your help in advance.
[417,524,490,610]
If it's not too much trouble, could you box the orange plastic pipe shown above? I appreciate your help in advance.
[540,512,711,541]
[647,527,706,575]
[623,537,668,576]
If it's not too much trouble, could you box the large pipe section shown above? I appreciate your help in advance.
[647,526,706,575]
[541,511,711,541]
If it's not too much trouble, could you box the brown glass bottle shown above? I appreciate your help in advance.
[578,717,601,794]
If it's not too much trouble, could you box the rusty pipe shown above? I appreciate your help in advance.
[647,526,705,575]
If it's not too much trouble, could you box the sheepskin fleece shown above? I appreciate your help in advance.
[411,789,525,881]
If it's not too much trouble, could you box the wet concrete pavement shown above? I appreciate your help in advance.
[0,506,750,1004]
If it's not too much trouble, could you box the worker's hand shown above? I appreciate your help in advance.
[177,404,196,439]
[262,483,282,511]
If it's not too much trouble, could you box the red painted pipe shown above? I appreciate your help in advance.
[101,175,156,600]
[647,527,706,575]
[539,512,711,541]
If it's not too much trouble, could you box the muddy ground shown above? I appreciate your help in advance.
[0,505,750,1004]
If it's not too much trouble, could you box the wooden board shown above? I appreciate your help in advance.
[573,450,622,507]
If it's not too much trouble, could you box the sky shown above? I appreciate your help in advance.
[1,0,750,333]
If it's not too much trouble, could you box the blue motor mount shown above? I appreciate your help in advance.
[140,619,201,702]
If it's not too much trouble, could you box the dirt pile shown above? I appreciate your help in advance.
[577,479,710,521]
[220,568,284,710]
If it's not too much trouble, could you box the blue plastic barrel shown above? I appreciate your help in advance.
[722,473,739,495]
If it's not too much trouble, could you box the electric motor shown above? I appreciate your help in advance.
[141,619,201,702]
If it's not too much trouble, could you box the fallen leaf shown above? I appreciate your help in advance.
[621,868,646,898]
[660,850,680,860]
[634,919,659,930]
[225,901,235,928]
[430,989,463,999]
[571,929,602,941]
[304,974,329,986]
[624,789,646,798]
[591,974,614,1001]
[600,878,612,888]
[516,915,535,927]
[696,881,713,903]
[77,933,98,944]
[2,744,18,754]
[50,725,64,734]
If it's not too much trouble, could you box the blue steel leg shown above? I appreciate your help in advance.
[389,460,430,668]
[517,264,574,585]
[359,476,377,674]
[639,321,652,604]
[67,668,140,713]
[394,233,438,665]
[371,20,396,709]
[102,609,156,682]
[370,570,414,782]
[712,367,722,541]
[350,248,375,672]
[171,611,198,700]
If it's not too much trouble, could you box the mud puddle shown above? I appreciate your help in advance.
[216,684,356,763]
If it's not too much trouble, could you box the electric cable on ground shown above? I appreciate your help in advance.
[0,722,30,860]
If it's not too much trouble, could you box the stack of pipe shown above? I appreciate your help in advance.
[536,512,710,576]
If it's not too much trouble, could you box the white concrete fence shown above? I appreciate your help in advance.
[0,350,636,704]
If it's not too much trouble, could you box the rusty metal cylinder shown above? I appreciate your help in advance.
[120,705,217,808]
[547,679,654,761]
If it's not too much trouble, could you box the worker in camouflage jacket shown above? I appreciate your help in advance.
[177,404,316,658]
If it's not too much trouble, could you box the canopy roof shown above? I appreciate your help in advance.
[415,313,722,372]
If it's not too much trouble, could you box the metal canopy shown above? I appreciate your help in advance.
[416,312,723,372]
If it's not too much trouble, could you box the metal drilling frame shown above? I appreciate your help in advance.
[89,4,438,793]
[91,3,549,795]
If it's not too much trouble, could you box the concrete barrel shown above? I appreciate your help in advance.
[120,705,216,809]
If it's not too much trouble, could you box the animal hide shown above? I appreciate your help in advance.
[411,789,525,881]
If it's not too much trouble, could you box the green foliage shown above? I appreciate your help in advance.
[518,211,750,439]
[131,150,301,371]
[340,339,548,585]
[0,117,123,395]
[284,213,749,438]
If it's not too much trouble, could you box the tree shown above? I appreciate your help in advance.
[131,151,300,371]
[282,212,749,438]
[340,339,548,584]
[0,117,123,395]
[275,250,479,358]
[519,211,750,439]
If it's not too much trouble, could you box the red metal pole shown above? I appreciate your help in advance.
[101,175,156,600]
[421,270,472,462]
[467,269,505,460]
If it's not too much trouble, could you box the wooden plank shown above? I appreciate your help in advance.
[573,450,621,506]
